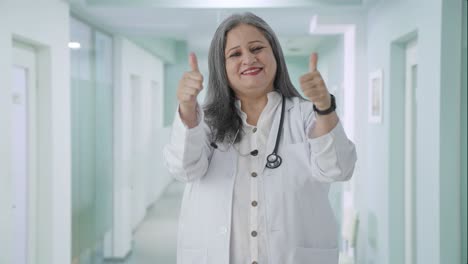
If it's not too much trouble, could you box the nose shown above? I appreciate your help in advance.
[242,53,257,65]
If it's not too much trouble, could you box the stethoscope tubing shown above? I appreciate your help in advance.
[210,94,285,169]
[265,94,285,169]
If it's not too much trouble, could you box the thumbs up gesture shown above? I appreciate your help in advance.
[299,53,331,111]
[177,52,204,127]
[177,52,204,111]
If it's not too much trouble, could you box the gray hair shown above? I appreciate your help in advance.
[204,12,301,144]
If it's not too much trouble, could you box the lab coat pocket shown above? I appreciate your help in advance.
[179,248,207,264]
[290,247,338,264]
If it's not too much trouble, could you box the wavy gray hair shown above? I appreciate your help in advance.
[204,12,301,144]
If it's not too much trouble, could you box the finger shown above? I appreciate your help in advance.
[309,52,318,72]
[309,77,325,88]
[189,52,200,72]
[184,71,204,82]
[183,79,203,90]
[184,83,203,94]
[178,88,198,99]
[183,87,201,97]
[180,93,196,103]
[300,71,321,83]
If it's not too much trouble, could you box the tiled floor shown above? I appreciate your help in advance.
[103,180,184,264]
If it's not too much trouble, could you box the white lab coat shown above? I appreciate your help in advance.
[164,96,357,264]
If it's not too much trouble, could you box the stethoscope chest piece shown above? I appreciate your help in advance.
[266,153,282,169]
[264,94,286,169]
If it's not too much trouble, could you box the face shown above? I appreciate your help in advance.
[224,24,277,99]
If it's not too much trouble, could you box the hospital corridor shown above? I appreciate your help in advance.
[0,0,466,264]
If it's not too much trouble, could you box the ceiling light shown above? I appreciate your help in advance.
[309,15,318,33]
[68,42,81,49]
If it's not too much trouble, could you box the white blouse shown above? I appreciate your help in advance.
[230,91,282,264]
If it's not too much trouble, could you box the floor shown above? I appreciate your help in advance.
[101,180,184,264]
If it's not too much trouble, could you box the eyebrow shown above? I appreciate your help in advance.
[226,40,265,53]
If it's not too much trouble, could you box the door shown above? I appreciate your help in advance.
[11,42,38,264]
[130,74,144,231]
[404,39,417,264]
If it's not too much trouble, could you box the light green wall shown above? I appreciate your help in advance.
[164,41,188,126]
[439,1,463,263]
[316,37,345,117]
[388,40,407,264]
[285,56,308,95]
[365,0,464,263]
[129,37,179,64]
[460,2,467,263]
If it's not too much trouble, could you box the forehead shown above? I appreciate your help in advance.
[225,24,269,48]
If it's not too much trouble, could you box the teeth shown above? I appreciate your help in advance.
[243,68,261,74]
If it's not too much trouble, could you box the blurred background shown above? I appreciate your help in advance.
[0,0,466,263]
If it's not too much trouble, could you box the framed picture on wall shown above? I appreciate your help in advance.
[368,69,383,123]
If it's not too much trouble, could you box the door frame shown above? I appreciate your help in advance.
[404,39,417,264]
[388,31,418,264]
[12,40,38,264]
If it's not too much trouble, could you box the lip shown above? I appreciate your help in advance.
[241,67,263,75]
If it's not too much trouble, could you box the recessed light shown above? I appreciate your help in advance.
[68,42,81,49]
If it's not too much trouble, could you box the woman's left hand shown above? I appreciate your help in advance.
[299,53,331,111]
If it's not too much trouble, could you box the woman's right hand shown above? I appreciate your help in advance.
[177,52,204,128]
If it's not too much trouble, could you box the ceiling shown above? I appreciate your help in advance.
[69,0,377,61]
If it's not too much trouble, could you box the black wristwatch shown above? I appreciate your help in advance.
[313,94,336,115]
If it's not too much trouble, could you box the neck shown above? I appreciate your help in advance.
[238,93,269,126]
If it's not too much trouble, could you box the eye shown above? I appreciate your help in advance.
[251,46,264,53]
[228,51,241,58]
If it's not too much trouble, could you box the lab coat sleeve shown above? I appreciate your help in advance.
[302,101,357,183]
[163,104,213,182]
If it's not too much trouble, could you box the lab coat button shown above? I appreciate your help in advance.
[251,201,258,207]
[251,231,258,237]
[251,172,258,177]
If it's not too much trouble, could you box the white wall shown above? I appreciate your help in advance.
[0,1,71,264]
[108,36,172,258]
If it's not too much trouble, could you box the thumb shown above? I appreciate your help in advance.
[189,52,200,72]
[309,52,318,72]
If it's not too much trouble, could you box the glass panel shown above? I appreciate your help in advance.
[70,17,114,263]
[94,30,114,247]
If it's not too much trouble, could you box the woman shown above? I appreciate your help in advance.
[164,12,357,264]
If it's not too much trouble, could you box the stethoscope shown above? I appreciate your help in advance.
[210,94,285,169]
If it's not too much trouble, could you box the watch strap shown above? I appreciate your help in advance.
[313,94,336,115]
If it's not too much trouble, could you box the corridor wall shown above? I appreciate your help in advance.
[0,1,71,264]
[107,36,172,258]
[360,0,464,263]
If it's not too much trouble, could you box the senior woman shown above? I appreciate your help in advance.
[164,12,357,264]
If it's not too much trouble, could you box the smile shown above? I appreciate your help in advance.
[241,67,263,75]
